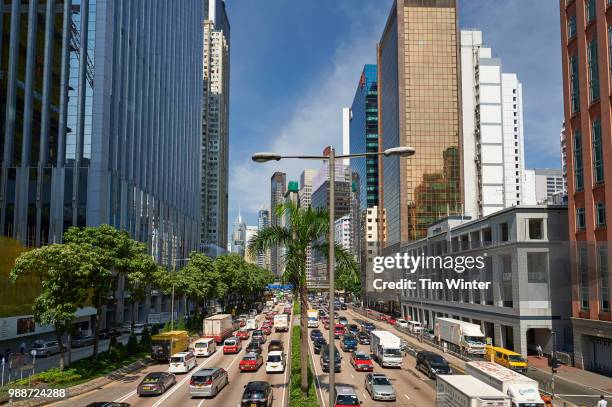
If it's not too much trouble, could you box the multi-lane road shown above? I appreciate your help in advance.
[307,308,436,407]
[50,306,292,407]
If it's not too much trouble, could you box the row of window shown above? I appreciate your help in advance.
[576,201,607,230]
[578,245,610,312]
[572,118,604,191]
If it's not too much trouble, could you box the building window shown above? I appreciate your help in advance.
[599,246,610,312]
[528,219,544,239]
[588,39,600,102]
[596,202,606,227]
[568,15,577,39]
[579,246,589,310]
[527,252,548,283]
[574,130,584,191]
[592,119,604,184]
[586,0,596,23]
[576,207,586,230]
[500,222,509,242]
[570,55,580,113]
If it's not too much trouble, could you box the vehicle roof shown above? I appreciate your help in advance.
[268,350,283,356]
[242,352,259,358]
[225,337,238,341]
[193,367,220,375]
[269,339,282,343]
[486,345,521,355]
[371,373,388,378]
[245,381,269,390]
[437,375,510,397]
[171,352,189,357]
[193,337,214,343]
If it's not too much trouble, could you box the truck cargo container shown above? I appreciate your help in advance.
[435,318,486,355]
[436,374,511,407]
[203,314,234,344]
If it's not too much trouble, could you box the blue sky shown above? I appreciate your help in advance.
[225,0,563,229]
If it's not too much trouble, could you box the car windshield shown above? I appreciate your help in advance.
[225,341,236,346]
[336,395,359,405]
[508,355,526,362]
[243,355,256,361]
[354,354,369,360]
[268,355,281,362]
[384,349,401,357]
[170,357,184,363]
[372,377,391,385]
[243,390,265,399]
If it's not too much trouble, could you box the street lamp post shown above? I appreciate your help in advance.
[253,145,414,406]
[171,258,191,331]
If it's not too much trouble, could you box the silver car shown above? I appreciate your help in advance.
[365,373,396,401]
[189,367,229,398]
[31,341,59,357]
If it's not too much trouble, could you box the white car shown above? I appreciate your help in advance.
[265,351,286,373]
[168,351,197,374]
[396,319,409,329]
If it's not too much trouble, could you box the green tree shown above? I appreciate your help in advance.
[178,252,219,314]
[248,202,356,393]
[9,244,100,371]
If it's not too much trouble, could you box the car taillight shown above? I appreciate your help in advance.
[189,379,195,385]
[204,379,213,385]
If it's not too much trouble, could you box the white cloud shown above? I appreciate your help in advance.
[229,2,390,224]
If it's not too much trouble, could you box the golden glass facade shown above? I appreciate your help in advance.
[379,0,461,248]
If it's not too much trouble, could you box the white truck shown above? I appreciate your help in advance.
[465,362,545,407]
[307,309,319,328]
[370,330,403,368]
[203,314,234,344]
[436,375,511,407]
[274,314,289,332]
[435,318,486,355]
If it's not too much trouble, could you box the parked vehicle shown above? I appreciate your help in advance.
[365,373,396,401]
[370,330,403,368]
[71,335,95,348]
[137,372,176,396]
[223,337,242,354]
[239,352,263,372]
[350,351,374,371]
[435,318,485,355]
[273,314,289,332]
[340,334,358,352]
[416,351,452,378]
[320,344,342,372]
[191,337,216,357]
[484,345,528,373]
[267,340,284,353]
[30,341,59,357]
[189,367,229,398]
[240,381,273,407]
[151,331,190,361]
[203,314,234,344]
[168,351,197,374]
[436,374,511,407]
[265,351,286,373]
[98,329,121,340]
[465,361,545,406]
[313,337,327,354]
[307,309,319,328]
[333,385,360,407]
[396,319,409,328]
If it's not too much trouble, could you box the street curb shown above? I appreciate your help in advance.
[3,357,154,407]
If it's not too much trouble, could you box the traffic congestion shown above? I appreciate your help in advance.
[50,295,293,407]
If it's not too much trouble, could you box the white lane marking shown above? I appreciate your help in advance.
[114,389,136,403]
[362,391,368,399]
[151,349,223,407]
[197,399,205,407]
[307,327,326,407]
[404,394,411,400]
[350,374,355,379]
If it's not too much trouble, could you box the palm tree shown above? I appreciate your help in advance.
[248,202,357,394]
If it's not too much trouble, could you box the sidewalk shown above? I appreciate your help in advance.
[528,355,612,394]
[347,306,612,396]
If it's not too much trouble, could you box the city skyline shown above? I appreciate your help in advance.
[226,0,563,227]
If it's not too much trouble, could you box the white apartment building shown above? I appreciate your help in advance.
[335,215,352,252]
[201,7,230,250]
[362,206,384,307]
[460,31,527,219]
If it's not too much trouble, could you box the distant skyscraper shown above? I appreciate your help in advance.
[201,0,230,250]
[270,172,286,277]
[560,0,612,375]
[299,169,317,284]
[460,30,527,217]
[378,0,461,248]
[350,64,379,212]
[230,209,247,257]
[257,208,270,269]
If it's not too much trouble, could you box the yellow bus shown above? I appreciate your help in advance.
[485,345,528,373]
[151,331,190,361]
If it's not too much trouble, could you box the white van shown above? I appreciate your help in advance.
[408,320,422,333]
[192,337,216,357]
[246,318,258,330]
[168,351,197,373]
[266,351,286,373]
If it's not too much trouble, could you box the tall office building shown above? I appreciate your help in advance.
[0,0,204,338]
[270,172,286,277]
[299,169,317,283]
[230,210,246,257]
[201,0,230,251]
[378,0,462,249]
[460,30,527,218]
[257,208,270,269]
[350,65,379,211]
[560,0,612,375]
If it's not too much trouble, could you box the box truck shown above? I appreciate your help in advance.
[465,361,545,407]
[274,314,289,332]
[370,330,403,367]
[435,318,486,355]
[307,309,319,328]
[436,375,511,407]
[203,314,234,344]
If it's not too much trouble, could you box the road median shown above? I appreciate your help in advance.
[288,324,318,407]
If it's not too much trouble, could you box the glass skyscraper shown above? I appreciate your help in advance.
[0,0,203,266]
[350,64,379,211]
